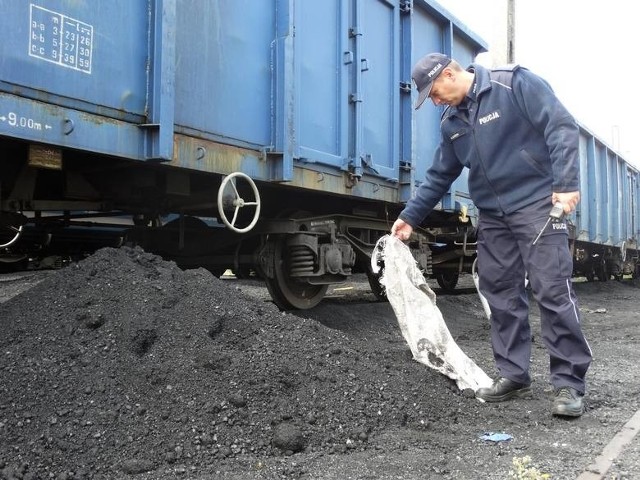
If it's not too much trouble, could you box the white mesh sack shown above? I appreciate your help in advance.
[372,234,492,392]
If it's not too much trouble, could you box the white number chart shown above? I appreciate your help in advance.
[28,4,93,74]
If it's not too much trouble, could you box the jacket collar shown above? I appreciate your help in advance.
[468,64,492,99]
[444,64,492,122]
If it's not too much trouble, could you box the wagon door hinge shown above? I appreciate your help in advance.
[399,0,412,13]
[345,160,361,189]
[259,145,275,162]
[361,154,379,175]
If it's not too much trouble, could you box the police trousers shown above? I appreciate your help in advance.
[476,197,592,393]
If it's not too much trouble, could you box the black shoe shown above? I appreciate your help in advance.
[476,377,532,402]
[552,387,584,417]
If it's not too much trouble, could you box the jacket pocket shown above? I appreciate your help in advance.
[519,148,548,175]
[449,128,472,166]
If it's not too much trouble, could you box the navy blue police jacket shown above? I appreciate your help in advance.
[399,63,580,227]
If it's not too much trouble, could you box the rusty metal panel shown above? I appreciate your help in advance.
[28,144,62,170]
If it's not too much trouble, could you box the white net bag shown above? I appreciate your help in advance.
[372,235,492,392]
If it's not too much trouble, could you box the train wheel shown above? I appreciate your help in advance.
[263,235,328,310]
[436,272,459,292]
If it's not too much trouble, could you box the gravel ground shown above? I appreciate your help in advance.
[0,246,639,480]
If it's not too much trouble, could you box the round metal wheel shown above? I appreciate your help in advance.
[0,223,23,248]
[263,235,328,310]
[217,172,261,233]
[435,272,459,292]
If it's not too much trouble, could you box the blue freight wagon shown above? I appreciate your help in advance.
[0,0,638,309]
[572,125,640,281]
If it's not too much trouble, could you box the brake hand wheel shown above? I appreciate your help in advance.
[217,172,261,233]
[0,222,23,248]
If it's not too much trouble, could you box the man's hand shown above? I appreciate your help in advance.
[551,191,580,215]
[391,219,413,241]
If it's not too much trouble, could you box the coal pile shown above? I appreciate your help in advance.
[0,246,475,479]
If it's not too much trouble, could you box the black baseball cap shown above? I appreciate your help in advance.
[412,53,451,109]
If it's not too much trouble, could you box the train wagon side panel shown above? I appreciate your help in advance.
[575,125,638,250]
[573,125,639,279]
[173,1,274,150]
[168,0,486,205]
[0,0,149,116]
[1,0,486,202]
[0,0,154,157]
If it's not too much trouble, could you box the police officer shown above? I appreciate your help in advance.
[391,53,592,417]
